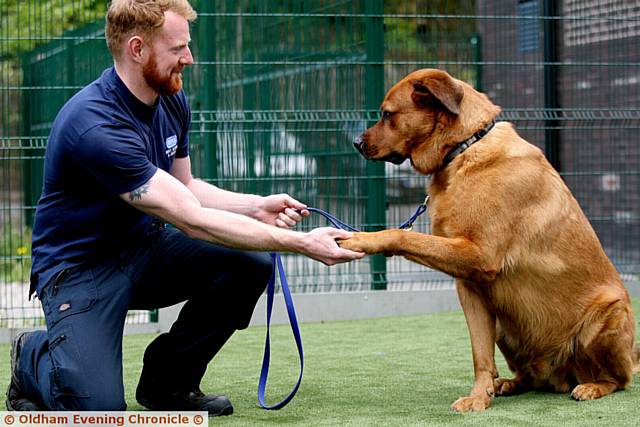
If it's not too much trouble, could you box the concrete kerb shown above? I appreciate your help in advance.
[2,280,639,344]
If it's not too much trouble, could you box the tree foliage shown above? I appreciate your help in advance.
[1,0,108,62]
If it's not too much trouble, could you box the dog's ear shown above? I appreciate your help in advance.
[410,74,464,115]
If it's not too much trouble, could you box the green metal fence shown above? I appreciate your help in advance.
[2,0,639,328]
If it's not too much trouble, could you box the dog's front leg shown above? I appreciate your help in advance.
[451,280,497,412]
[338,230,501,283]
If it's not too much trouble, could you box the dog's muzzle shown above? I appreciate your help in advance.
[353,134,406,164]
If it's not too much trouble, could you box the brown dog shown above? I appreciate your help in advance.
[339,68,638,412]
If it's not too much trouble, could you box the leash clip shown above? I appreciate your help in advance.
[399,195,429,230]
[421,195,430,208]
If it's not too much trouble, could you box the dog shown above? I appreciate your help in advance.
[339,68,638,412]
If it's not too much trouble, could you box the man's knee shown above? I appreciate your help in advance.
[51,368,126,410]
[219,252,272,330]
[86,391,127,411]
[56,394,126,411]
[249,252,273,286]
[234,252,272,303]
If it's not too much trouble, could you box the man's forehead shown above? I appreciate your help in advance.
[158,11,191,44]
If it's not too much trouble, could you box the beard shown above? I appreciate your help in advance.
[142,52,183,96]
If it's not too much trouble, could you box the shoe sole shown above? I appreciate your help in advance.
[136,396,233,417]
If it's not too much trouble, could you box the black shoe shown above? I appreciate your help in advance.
[6,332,45,411]
[136,381,233,417]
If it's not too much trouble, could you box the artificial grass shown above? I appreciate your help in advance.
[1,299,640,426]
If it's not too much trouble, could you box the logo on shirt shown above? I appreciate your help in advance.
[165,135,178,157]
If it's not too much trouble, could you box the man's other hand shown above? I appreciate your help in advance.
[255,194,310,228]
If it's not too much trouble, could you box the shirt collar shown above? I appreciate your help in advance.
[107,67,158,123]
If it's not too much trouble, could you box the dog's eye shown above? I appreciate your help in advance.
[381,111,394,120]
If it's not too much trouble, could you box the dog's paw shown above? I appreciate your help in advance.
[571,384,604,401]
[336,236,363,252]
[450,395,491,412]
[493,378,519,396]
[337,232,387,254]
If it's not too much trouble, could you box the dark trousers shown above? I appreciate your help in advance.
[18,227,272,410]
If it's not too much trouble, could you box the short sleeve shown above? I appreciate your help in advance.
[70,124,158,196]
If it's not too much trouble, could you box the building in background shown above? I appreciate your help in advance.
[477,0,640,271]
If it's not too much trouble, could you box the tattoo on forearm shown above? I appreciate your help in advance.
[129,181,150,201]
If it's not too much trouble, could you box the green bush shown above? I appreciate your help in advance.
[1,223,32,283]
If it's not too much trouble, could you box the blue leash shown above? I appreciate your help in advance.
[305,207,361,231]
[258,197,429,409]
[258,253,304,409]
[307,196,429,231]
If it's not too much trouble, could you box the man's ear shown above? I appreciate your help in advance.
[410,73,464,115]
[126,36,145,63]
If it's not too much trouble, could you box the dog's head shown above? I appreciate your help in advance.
[353,68,501,174]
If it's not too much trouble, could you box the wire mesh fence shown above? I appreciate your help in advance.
[1,0,639,328]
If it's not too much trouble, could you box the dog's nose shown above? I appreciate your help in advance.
[353,135,365,154]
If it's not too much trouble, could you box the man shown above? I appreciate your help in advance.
[6,0,363,416]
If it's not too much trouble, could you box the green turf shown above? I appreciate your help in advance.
[2,299,640,426]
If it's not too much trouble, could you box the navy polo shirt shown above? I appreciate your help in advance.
[30,67,190,295]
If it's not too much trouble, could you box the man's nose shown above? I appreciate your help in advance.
[180,47,194,66]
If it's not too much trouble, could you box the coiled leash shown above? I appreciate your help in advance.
[258,197,429,409]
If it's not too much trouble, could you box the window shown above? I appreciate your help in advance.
[518,0,540,52]
[564,0,640,46]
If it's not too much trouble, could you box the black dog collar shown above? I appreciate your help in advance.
[442,120,496,168]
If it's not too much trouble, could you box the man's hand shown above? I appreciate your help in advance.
[254,194,310,228]
[301,227,365,265]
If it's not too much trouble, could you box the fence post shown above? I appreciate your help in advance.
[543,0,560,171]
[198,2,219,183]
[21,53,34,227]
[365,0,387,290]
[470,33,483,91]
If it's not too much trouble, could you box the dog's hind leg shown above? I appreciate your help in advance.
[571,381,618,401]
[493,376,527,396]
[493,341,527,396]
[492,323,534,396]
[571,297,635,401]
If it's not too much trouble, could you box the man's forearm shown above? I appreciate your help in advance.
[123,168,362,266]
[180,205,305,253]
[123,172,299,252]
[186,178,262,217]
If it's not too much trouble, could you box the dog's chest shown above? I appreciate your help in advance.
[427,195,453,237]
[427,185,459,237]
[427,172,478,238]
